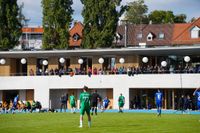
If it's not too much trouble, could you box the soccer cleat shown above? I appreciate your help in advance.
[79,125,83,128]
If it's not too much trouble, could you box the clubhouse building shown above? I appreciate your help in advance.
[0,18,200,110]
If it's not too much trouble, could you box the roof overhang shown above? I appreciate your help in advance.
[0,45,200,58]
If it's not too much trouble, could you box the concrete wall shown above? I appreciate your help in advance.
[0,74,200,109]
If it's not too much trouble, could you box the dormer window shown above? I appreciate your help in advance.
[73,33,80,41]
[137,33,142,39]
[158,33,165,39]
[114,33,122,43]
[147,33,153,41]
[191,26,200,38]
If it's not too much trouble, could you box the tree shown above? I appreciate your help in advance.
[189,17,197,23]
[18,2,26,27]
[0,0,22,50]
[125,0,148,24]
[81,0,126,48]
[174,14,187,23]
[148,10,187,24]
[42,0,73,49]
[148,10,175,24]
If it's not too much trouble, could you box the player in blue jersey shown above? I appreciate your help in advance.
[193,87,200,111]
[101,97,110,113]
[155,90,162,116]
[12,95,19,114]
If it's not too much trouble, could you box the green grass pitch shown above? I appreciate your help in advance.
[0,112,199,133]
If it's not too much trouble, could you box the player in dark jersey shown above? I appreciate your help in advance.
[90,90,101,115]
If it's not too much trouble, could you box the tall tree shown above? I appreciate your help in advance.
[0,0,22,50]
[42,0,73,49]
[81,0,126,48]
[148,10,174,24]
[149,10,187,24]
[174,14,187,23]
[125,0,148,24]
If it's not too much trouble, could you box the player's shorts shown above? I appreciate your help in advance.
[156,102,162,108]
[12,103,17,109]
[118,102,124,107]
[104,104,109,109]
[70,103,76,108]
[91,101,98,107]
[80,106,90,115]
[197,102,200,110]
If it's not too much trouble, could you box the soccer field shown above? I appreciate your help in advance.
[0,112,199,133]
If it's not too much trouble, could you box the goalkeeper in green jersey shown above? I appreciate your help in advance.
[70,93,76,113]
[118,93,125,113]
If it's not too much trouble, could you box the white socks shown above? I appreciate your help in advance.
[79,120,83,128]
[88,121,91,128]
[79,120,91,128]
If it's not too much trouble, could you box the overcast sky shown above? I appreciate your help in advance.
[17,0,200,26]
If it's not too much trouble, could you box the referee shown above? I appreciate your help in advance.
[91,90,101,115]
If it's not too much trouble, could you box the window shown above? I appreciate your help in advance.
[158,33,165,39]
[113,33,122,43]
[147,33,153,41]
[73,33,80,41]
[137,33,142,39]
[191,26,200,38]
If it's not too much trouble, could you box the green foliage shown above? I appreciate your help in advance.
[0,0,22,50]
[125,0,148,24]
[149,10,187,24]
[174,14,187,23]
[81,0,126,48]
[0,113,199,133]
[42,0,73,49]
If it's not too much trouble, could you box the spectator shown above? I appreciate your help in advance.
[29,69,35,76]
[88,67,92,77]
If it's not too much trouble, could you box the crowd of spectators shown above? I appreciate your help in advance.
[28,64,200,77]
[0,100,42,114]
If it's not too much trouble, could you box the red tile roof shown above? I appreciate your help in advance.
[116,24,174,46]
[172,18,200,45]
[22,27,44,33]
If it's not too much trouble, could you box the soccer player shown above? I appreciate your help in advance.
[12,95,19,114]
[118,93,125,113]
[155,90,163,116]
[91,89,101,115]
[79,86,91,128]
[101,96,110,113]
[70,93,76,113]
[193,87,200,111]
[60,94,67,112]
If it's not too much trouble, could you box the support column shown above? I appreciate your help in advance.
[34,87,49,109]
[27,58,36,75]
[0,90,2,103]
[145,90,148,109]
[164,89,167,109]
[172,89,175,110]
[113,87,129,109]
[19,90,26,102]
